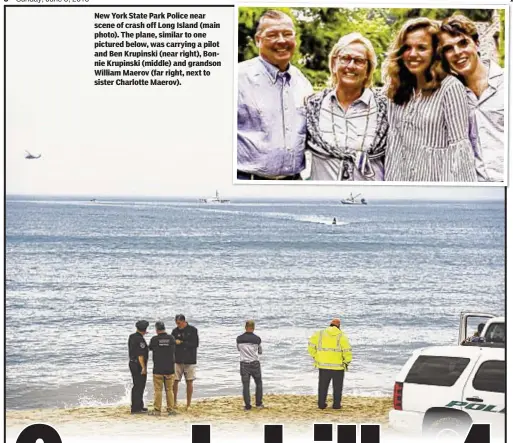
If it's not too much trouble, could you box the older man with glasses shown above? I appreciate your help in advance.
[304,32,388,181]
[237,10,313,180]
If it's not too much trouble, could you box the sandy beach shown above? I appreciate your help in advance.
[7,395,401,442]
[7,394,392,425]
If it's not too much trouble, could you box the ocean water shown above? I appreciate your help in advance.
[5,197,505,410]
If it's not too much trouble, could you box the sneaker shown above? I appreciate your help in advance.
[256,404,265,409]
[244,405,252,411]
[148,410,161,416]
[318,404,327,410]
[333,405,342,410]
[141,408,148,412]
[168,410,178,416]
[131,410,147,415]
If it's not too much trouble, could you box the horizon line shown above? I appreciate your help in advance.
[5,193,504,202]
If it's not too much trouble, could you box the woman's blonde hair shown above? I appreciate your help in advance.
[329,32,377,89]
[383,17,447,105]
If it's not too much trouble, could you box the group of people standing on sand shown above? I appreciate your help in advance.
[237,10,504,182]
[128,315,198,415]
[128,317,353,414]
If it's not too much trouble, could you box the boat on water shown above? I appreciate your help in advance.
[341,193,367,205]
[199,190,230,204]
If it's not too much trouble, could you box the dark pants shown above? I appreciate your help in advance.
[318,369,345,409]
[129,361,147,412]
[240,361,263,408]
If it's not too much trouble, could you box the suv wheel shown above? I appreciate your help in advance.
[427,416,471,441]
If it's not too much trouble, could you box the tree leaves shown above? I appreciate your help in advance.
[238,7,502,89]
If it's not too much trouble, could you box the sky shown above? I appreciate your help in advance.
[4,4,508,202]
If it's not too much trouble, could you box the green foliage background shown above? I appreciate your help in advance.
[238,8,505,89]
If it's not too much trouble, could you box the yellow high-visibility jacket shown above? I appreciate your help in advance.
[308,326,352,370]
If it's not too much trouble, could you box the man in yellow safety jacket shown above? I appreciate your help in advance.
[308,318,352,410]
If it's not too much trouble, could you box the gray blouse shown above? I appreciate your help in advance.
[385,75,477,182]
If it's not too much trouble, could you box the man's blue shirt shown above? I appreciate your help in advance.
[237,57,313,177]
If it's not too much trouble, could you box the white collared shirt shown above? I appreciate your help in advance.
[467,60,504,182]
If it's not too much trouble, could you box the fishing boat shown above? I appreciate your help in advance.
[341,193,367,205]
[199,190,230,204]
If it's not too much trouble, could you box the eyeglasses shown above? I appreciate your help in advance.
[337,55,368,68]
[261,31,296,42]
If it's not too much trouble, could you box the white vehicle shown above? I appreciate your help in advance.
[389,313,505,441]
[459,312,505,346]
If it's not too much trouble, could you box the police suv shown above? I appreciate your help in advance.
[389,312,505,441]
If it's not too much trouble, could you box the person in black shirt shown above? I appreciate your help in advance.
[149,321,177,416]
[128,320,149,414]
[172,314,199,409]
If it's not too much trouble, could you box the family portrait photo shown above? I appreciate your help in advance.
[236,7,506,183]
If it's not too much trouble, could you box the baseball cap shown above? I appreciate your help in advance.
[136,320,149,331]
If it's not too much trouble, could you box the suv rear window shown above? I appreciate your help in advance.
[405,356,470,386]
[473,360,505,393]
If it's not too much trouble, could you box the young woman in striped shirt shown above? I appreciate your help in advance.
[383,17,477,182]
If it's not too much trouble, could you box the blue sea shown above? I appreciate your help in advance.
[5,197,505,410]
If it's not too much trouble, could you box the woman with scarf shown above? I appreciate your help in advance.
[303,33,388,181]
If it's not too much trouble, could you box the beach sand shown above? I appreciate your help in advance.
[7,394,392,425]
[7,395,399,442]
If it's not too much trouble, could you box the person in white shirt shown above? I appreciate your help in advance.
[236,320,263,410]
[439,15,505,182]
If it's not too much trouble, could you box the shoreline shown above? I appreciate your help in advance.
[7,394,392,425]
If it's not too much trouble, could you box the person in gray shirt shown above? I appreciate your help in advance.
[236,320,263,410]
[439,15,504,182]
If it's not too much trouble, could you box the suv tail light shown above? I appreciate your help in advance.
[393,382,403,410]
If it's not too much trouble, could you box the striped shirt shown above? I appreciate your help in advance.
[386,76,477,182]
[467,60,504,182]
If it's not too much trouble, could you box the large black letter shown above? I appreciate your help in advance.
[191,424,210,443]
[264,424,283,443]
[314,424,332,441]
[16,424,62,443]
[360,425,380,443]
[464,424,490,443]
[337,424,357,443]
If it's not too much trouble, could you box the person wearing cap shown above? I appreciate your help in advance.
[149,321,177,416]
[128,320,149,414]
[308,318,352,410]
[172,314,199,409]
[236,320,264,410]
